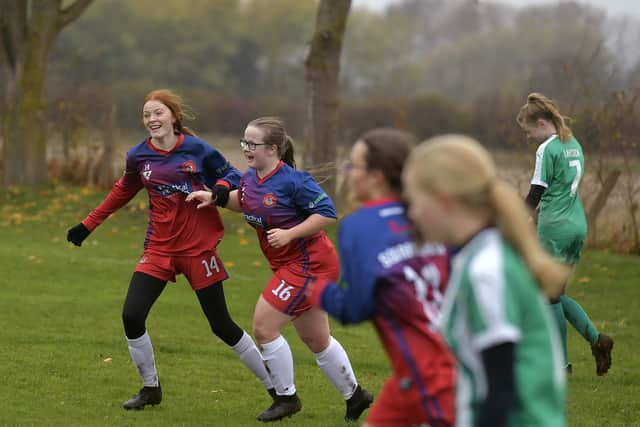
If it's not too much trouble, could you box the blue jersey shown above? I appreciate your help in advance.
[83,134,241,255]
[318,198,416,323]
[238,161,337,270]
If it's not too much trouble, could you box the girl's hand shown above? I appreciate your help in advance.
[186,190,214,209]
[266,228,293,248]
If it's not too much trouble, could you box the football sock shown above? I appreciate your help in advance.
[231,331,274,389]
[550,302,568,364]
[127,331,159,387]
[314,336,358,400]
[561,295,600,345]
[261,335,296,396]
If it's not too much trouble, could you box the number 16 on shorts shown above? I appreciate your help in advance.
[272,280,293,301]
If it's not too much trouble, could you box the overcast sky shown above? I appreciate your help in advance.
[352,0,640,18]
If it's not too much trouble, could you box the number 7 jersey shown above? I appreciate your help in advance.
[531,134,587,237]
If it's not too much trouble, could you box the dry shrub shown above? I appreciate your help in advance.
[47,131,125,189]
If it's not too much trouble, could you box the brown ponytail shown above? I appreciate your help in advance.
[248,117,296,168]
[516,92,572,142]
[489,180,568,298]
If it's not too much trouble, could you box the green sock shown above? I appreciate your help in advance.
[550,302,568,365]
[560,295,600,345]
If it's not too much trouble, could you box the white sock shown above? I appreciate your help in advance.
[127,331,159,387]
[261,335,296,396]
[232,331,274,389]
[315,336,358,399]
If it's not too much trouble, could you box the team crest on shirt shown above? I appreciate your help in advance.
[142,162,152,180]
[262,193,277,208]
[181,160,197,174]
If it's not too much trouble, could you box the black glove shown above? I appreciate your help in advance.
[67,223,91,247]
[212,185,230,207]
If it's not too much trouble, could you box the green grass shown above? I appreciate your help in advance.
[0,185,638,426]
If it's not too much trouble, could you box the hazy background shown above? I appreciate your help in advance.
[4,0,636,249]
[354,0,640,17]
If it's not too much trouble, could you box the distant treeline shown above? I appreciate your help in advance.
[47,81,639,158]
[46,0,640,150]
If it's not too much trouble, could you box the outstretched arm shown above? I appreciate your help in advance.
[186,189,241,212]
[82,173,143,231]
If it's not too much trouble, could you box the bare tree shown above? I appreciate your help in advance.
[304,0,351,201]
[0,0,93,186]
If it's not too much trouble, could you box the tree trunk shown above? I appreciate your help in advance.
[0,0,93,186]
[586,169,620,245]
[304,0,351,201]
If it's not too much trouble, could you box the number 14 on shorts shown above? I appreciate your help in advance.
[201,255,220,277]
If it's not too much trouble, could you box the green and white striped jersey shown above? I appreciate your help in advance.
[531,134,587,240]
[438,228,566,427]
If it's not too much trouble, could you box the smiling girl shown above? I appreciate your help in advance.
[67,89,273,410]
[187,117,373,423]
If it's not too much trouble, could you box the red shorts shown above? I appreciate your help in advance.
[366,366,455,427]
[262,264,339,317]
[134,249,229,291]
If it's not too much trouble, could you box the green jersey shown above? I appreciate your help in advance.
[439,229,566,427]
[531,134,587,240]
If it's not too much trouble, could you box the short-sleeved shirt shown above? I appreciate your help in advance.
[82,134,241,256]
[238,160,338,273]
[531,134,587,243]
[438,228,566,427]
[317,198,413,323]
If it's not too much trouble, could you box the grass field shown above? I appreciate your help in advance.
[1,185,638,426]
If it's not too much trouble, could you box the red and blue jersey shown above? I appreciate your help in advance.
[82,134,241,256]
[374,248,454,414]
[314,198,415,322]
[238,161,337,272]
[311,198,454,422]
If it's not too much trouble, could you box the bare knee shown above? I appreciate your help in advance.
[252,315,283,345]
[299,332,329,353]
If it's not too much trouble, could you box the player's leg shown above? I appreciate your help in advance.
[558,238,613,375]
[195,282,274,391]
[548,297,569,368]
[253,295,301,422]
[560,294,599,346]
[182,250,275,393]
[539,234,572,369]
[121,271,167,410]
[293,307,373,422]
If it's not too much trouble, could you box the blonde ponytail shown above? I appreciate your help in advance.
[489,180,569,298]
[408,134,569,298]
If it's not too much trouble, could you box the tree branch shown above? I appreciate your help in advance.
[0,1,26,71]
[54,0,93,34]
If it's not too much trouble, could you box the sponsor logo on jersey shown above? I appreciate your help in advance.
[155,182,192,196]
[142,162,152,180]
[244,213,265,228]
[308,192,328,209]
[263,193,277,208]
[139,256,148,264]
[181,160,197,173]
